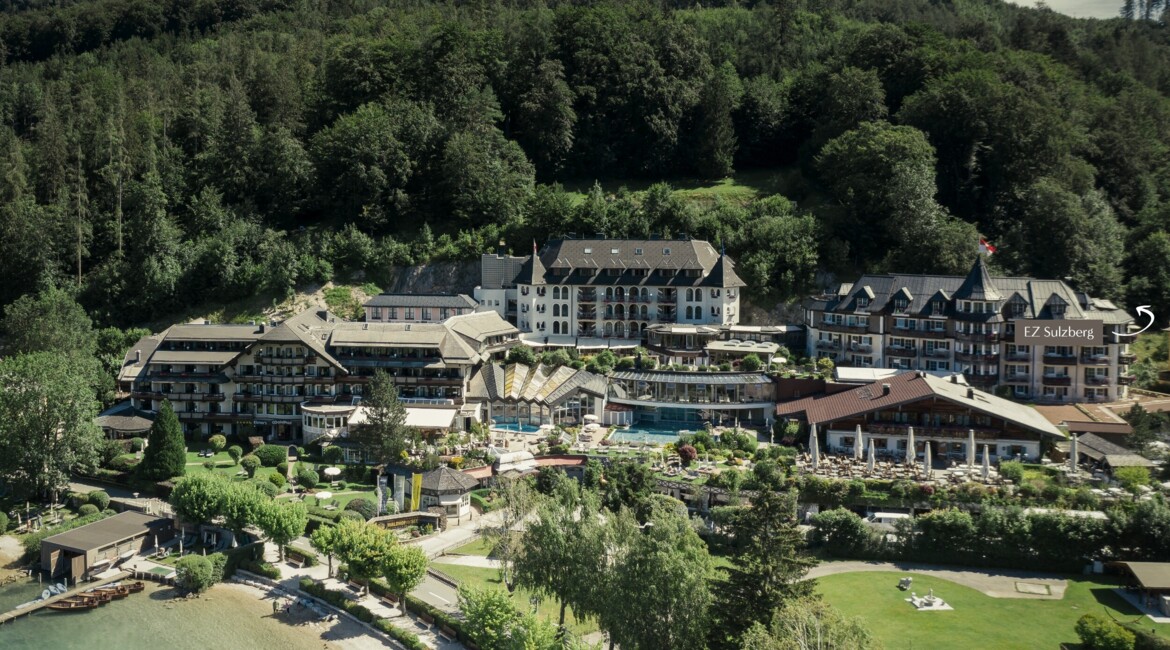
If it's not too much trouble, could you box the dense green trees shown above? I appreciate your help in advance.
[138,400,186,481]
[350,371,410,466]
[0,352,102,498]
[0,0,1168,328]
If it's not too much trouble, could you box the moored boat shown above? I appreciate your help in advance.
[126,581,145,593]
[47,600,98,612]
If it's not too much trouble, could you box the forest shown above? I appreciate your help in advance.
[2,0,1170,329]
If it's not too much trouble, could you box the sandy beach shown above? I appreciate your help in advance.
[0,534,27,583]
[215,581,393,650]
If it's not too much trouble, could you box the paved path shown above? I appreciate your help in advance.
[262,542,464,649]
[431,555,500,569]
[410,510,504,559]
[805,560,1068,599]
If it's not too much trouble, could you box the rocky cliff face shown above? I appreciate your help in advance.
[376,261,481,295]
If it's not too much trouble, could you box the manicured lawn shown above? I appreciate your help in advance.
[817,571,1169,649]
[431,562,598,637]
[448,537,498,557]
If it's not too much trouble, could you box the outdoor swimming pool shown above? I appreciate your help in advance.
[492,423,542,434]
[608,426,688,444]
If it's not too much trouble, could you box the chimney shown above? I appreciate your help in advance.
[363,323,369,330]
[881,383,890,396]
[134,349,141,363]
[917,370,926,378]
[950,374,959,384]
[967,387,975,399]
[259,323,266,334]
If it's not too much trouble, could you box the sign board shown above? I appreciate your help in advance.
[1013,320,1103,346]
[394,473,406,513]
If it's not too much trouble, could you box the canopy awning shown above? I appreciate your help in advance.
[1123,562,1170,591]
[405,407,458,430]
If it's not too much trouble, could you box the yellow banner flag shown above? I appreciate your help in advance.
[410,473,422,512]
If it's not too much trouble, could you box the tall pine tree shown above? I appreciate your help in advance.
[139,400,186,481]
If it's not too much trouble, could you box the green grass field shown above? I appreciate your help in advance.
[561,167,797,206]
[430,562,598,637]
[181,450,377,505]
[447,537,497,557]
[817,571,1168,649]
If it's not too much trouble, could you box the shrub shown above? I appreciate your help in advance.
[345,498,377,521]
[208,435,227,453]
[296,446,306,457]
[176,555,216,593]
[337,480,348,490]
[298,468,319,489]
[241,559,281,580]
[999,461,1025,484]
[241,455,260,477]
[109,455,140,472]
[85,491,110,511]
[228,445,244,464]
[741,353,762,372]
[130,437,146,452]
[78,504,99,516]
[268,472,287,488]
[255,445,288,467]
[277,461,289,476]
[677,444,698,467]
[203,460,215,471]
[1076,613,1136,650]
[374,619,428,650]
[0,512,8,532]
[1115,466,1151,493]
[251,479,280,498]
[337,510,365,522]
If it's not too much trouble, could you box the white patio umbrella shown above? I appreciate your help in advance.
[982,444,991,480]
[809,424,820,472]
[906,426,915,464]
[867,438,876,474]
[1069,434,1079,474]
[315,491,333,501]
[323,466,341,484]
[855,424,864,461]
[923,442,933,478]
[967,429,976,468]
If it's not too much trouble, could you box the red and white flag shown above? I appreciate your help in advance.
[979,238,997,255]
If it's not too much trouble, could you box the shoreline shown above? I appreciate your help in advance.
[216,580,392,650]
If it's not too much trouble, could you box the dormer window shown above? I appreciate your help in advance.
[894,298,908,311]
[663,247,671,255]
[1051,304,1066,318]
[857,297,870,310]
[635,248,643,255]
[932,300,945,313]
[583,247,592,254]
[610,248,619,254]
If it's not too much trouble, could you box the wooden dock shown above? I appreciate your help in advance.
[0,571,131,624]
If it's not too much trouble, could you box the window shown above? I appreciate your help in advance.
[388,307,398,320]
[663,247,671,255]
[422,308,432,320]
[610,248,619,254]
[635,248,643,255]
[857,296,870,309]
[405,308,415,320]
[584,247,593,254]
[686,306,694,319]
[894,298,908,311]
[711,288,721,298]
[686,288,694,301]
[440,308,449,320]
[553,322,561,334]
[372,307,383,320]
[931,300,945,313]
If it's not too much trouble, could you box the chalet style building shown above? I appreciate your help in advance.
[776,370,1065,462]
[362,294,478,323]
[475,237,747,343]
[118,309,519,441]
[805,258,1135,403]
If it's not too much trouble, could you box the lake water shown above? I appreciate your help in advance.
[0,579,343,650]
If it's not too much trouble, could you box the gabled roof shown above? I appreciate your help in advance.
[1075,432,1155,468]
[777,370,1063,439]
[519,238,743,287]
[166,323,262,341]
[118,334,162,383]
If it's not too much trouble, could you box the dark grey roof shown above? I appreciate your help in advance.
[953,256,1003,301]
[42,511,172,553]
[363,294,477,309]
[420,466,479,494]
[818,258,1132,323]
[609,370,772,385]
[520,238,745,288]
[1075,433,1154,467]
[96,401,154,432]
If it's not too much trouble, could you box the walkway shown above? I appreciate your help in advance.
[431,555,500,569]
[805,560,1068,599]
[410,510,504,559]
[263,542,464,649]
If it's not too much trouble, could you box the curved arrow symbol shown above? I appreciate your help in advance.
[1119,306,1155,337]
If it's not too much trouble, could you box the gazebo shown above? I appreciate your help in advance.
[1119,562,1170,616]
[418,466,479,523]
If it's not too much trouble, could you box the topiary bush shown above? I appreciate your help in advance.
[88,490,110,511]
[1076,613,1135,650]
[251,479,279,498]
[337,510,365,522]
[129,437,146,452]
[241,455,260,477]
[322,446,345,464]
[78,504,99,516]
[298,468,319,489]
[268,472,287,488]
[208,434,227,453]
[0,512,8,532]
[277,461,289,477]
[228,445,244,465]
[345,498,377,520]
[254,444,288,467]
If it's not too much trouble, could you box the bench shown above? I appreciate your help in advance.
[438,624,457,641]
[419,612,434,626]
[347,580,364,593]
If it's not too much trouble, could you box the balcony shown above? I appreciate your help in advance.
[660,290,678,302]
[259,374,307,384]
[1080,354,1110,366]
[846,344,873,354]
[1118,374,1135,385]
[885,346,917,358]
[1003,373,1031,384]
[1119,352,1136,364]
[820,321,870,334]
[1042,355,1078,366]
[953,331,1000,343]
[923,348,951,359]
[815,340,842,351]
[1041,375,1072,387]
[1004,352,1030,362]
[577,310,597,320]
[964,373,998,388]
[1084,375,1110,386]
[577,290,597,303]
[954,352,999,364]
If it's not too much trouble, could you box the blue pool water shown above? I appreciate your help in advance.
[609,427,687,444]
[493,423,542,434]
